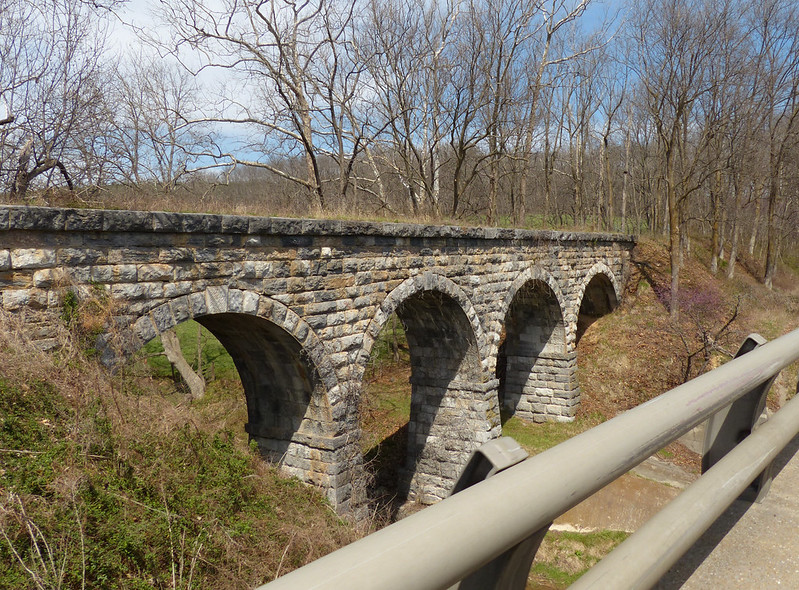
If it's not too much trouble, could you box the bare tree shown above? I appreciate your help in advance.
[630,0,726,318]
[362,0,458,215]
[512,0,595,227]
[158,0,370,210]
[108,55,214,193]
[745,0,799,288]
[1,0,113,201]
[470,0,542,224]
[595,40,628,231]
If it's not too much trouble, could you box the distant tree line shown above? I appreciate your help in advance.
[2,0,798,304]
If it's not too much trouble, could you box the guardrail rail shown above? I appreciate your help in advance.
[257,328,799,590]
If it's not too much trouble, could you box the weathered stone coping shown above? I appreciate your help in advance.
[0,205,636,245]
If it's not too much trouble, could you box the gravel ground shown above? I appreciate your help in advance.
[655,434,799,589]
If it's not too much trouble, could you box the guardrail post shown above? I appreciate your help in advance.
[701,333,777,502]
[448,437,548,590]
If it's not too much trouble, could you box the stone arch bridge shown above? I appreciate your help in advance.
[0,206,635,515]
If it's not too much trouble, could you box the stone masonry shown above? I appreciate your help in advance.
[0,206,635,515]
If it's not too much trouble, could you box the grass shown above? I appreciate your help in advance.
[501,413,606,456]
[529,530,630,588]
[140,320,240,387]
[0,313,357,589]
[360,314,412,452]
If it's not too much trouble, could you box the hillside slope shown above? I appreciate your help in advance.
[0,316,357,589]
[577,239,799,421]
[1,237,797,589]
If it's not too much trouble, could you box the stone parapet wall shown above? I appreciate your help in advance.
[1,206,635,516]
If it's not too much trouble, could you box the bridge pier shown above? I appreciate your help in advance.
[403,378,502,504]
[503,351,580,422]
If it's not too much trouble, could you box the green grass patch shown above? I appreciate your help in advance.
[531,529,629,588]
[501,412,605,456]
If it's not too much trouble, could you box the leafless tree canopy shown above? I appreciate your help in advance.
[1,0,798,295]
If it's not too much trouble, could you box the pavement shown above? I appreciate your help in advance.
[654,434,799,589]
[553,426,799,589]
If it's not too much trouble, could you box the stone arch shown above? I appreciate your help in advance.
[357,272,498,505]
[101,286,353,511]
[497,267,575,422]
[359,272,489,372]
[496,267,568,350]
[575,262,621,343]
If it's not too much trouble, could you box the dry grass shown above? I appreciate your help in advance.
[0,310,360,589]
[577,238,799,421]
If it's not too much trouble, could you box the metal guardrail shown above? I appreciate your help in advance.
[257,328,799,590]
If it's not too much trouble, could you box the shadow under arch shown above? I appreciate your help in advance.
[106,288,351,511]
[576,263,621,344]
[359,273,498,511]
[197,313,329,460]
[497,269,571,423]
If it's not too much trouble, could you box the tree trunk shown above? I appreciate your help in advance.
[709,169,722,275]
[162,329,206,400]
[726,181,744,280]
[666,159,681,320]
[748,192,761,256]
[763,173,779,289]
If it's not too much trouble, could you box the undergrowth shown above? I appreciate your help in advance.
[0,314,356,589]
[529,530,629,588]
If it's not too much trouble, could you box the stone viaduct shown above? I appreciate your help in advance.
[0,206,635,515]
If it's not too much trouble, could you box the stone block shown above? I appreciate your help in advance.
[173,264,200,280]
[57,248,105,266]
[90,265,113,283]
[2,289,29,310]
[158,247,193,262]
[11,249,56,269]
[137,263,173,282]
[163,281,193,298]
[241,290,259,314]
[170,296,191,324]
[188,291,208,317]
[227,288,244,313]
[111,283,146,300]
[151,304,176,333]
[205,285,228,314]
[132,315,157,344]
[152,211,183,232]
[269,300,287,324]
[64,209,104,231]
[221,215,248,233]
[142,282,164,299]
[9,207,66,230]
[32,268,64,288]
[102,210,150,231]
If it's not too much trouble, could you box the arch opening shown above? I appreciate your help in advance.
[124,293,353,513]
[361,288,489,516]
[360,313,412,517]
[139,318,244,408]
[196,313,328,462]
[498,280,569,423]
[577,273,619,344]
